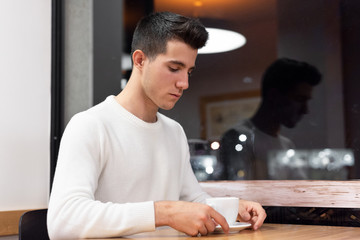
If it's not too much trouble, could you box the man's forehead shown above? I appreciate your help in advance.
[156,40,197,67]
[165,39,197,53]
[288,82,313,99]
[293,82,313,92]
[168,60,186,67]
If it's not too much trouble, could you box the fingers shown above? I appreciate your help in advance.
[161,201,233,236]
[204,217,217,233]
[198,206,221,235]
[238,207,251,222]
[238,200,267,230]
[197,225,208,236]
[253,208,267,230]
[189,205,220,236]
[248,203,266,230]
[208,206,229,233]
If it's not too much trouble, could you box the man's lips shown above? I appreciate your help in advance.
[170,93,181,98]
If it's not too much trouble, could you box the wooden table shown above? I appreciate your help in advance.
[93,223,360,239]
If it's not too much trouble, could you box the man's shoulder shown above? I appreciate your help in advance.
[278,134,296,148]
[157,112,182,127]
[69,97,114,125]
[228,119,254,134]
[220,119,255,142]
[157,112,186,138]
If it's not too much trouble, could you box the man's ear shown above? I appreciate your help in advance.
[266,88,282,103]
[132,50,146,70]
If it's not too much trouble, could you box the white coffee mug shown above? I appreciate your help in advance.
[206,197,239,224]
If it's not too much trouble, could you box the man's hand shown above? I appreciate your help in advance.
[154,201,229,236]
[236,199,267,230]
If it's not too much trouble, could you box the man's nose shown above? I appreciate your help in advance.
[176,73,189,90]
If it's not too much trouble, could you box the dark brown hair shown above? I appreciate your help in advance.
[131,12,208,59]
[262,58,322,98]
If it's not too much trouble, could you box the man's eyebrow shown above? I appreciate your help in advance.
[168,60,196,70]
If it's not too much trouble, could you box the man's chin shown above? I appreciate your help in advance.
[284,121,299,128]
[159,103,176,111]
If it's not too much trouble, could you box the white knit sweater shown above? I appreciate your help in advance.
[47,96,210,239]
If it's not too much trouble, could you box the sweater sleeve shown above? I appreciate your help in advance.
[47,113,155,239]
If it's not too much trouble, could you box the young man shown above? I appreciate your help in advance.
[220,58,322,180]
[47,12,266,239]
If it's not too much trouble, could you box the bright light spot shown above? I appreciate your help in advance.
[237,170,245,178]
[286,149,295,158]
[210,141,220,150]
[203,157,214,167]
[343,154,353,164]
[193,0,203,7]
[205,166,214,174]
[239,134,247,142]
[319,149,331,158]
[198,28,246,54]
[235,144,243,152]
[321,157,330,166]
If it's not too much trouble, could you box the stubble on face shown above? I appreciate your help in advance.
[141,40,198,111]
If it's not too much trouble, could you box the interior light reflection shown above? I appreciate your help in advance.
[286,149,295,158]
[205,166,214,174]
[343,154,353,164]
[235,144,243,152]
[239,134,247,142]
[210,141,220,150]
[198,28,246,54]
[203,157,214,167]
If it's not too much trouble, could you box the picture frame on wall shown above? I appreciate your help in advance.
[200,90,261,141]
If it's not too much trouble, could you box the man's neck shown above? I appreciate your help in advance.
[115,80,158,123]
[251,106,281,137]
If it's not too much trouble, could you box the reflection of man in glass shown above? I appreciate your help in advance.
[220,58,322,180]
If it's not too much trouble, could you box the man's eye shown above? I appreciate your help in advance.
[169,67,179,72]
[188,72,193,78]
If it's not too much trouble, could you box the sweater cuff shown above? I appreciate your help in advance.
[128,201,156,233]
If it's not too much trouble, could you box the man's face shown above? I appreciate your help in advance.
[141,40,198,110]
[277,82,314,128]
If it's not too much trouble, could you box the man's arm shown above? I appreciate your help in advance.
[47,114,156,239]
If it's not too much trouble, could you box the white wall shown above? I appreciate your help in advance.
[0,0,51,211]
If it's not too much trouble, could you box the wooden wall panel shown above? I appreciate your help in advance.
[0,210,29,236]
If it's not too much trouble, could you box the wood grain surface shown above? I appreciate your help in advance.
[200,180,360,208]
[89,224,360,240]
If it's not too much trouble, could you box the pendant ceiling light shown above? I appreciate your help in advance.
[153,0,247,54]
[192,0,246,54]
[199,27,246,54]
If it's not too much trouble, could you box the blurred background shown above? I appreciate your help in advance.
[120,0,360,181]
[58,0,360,181]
